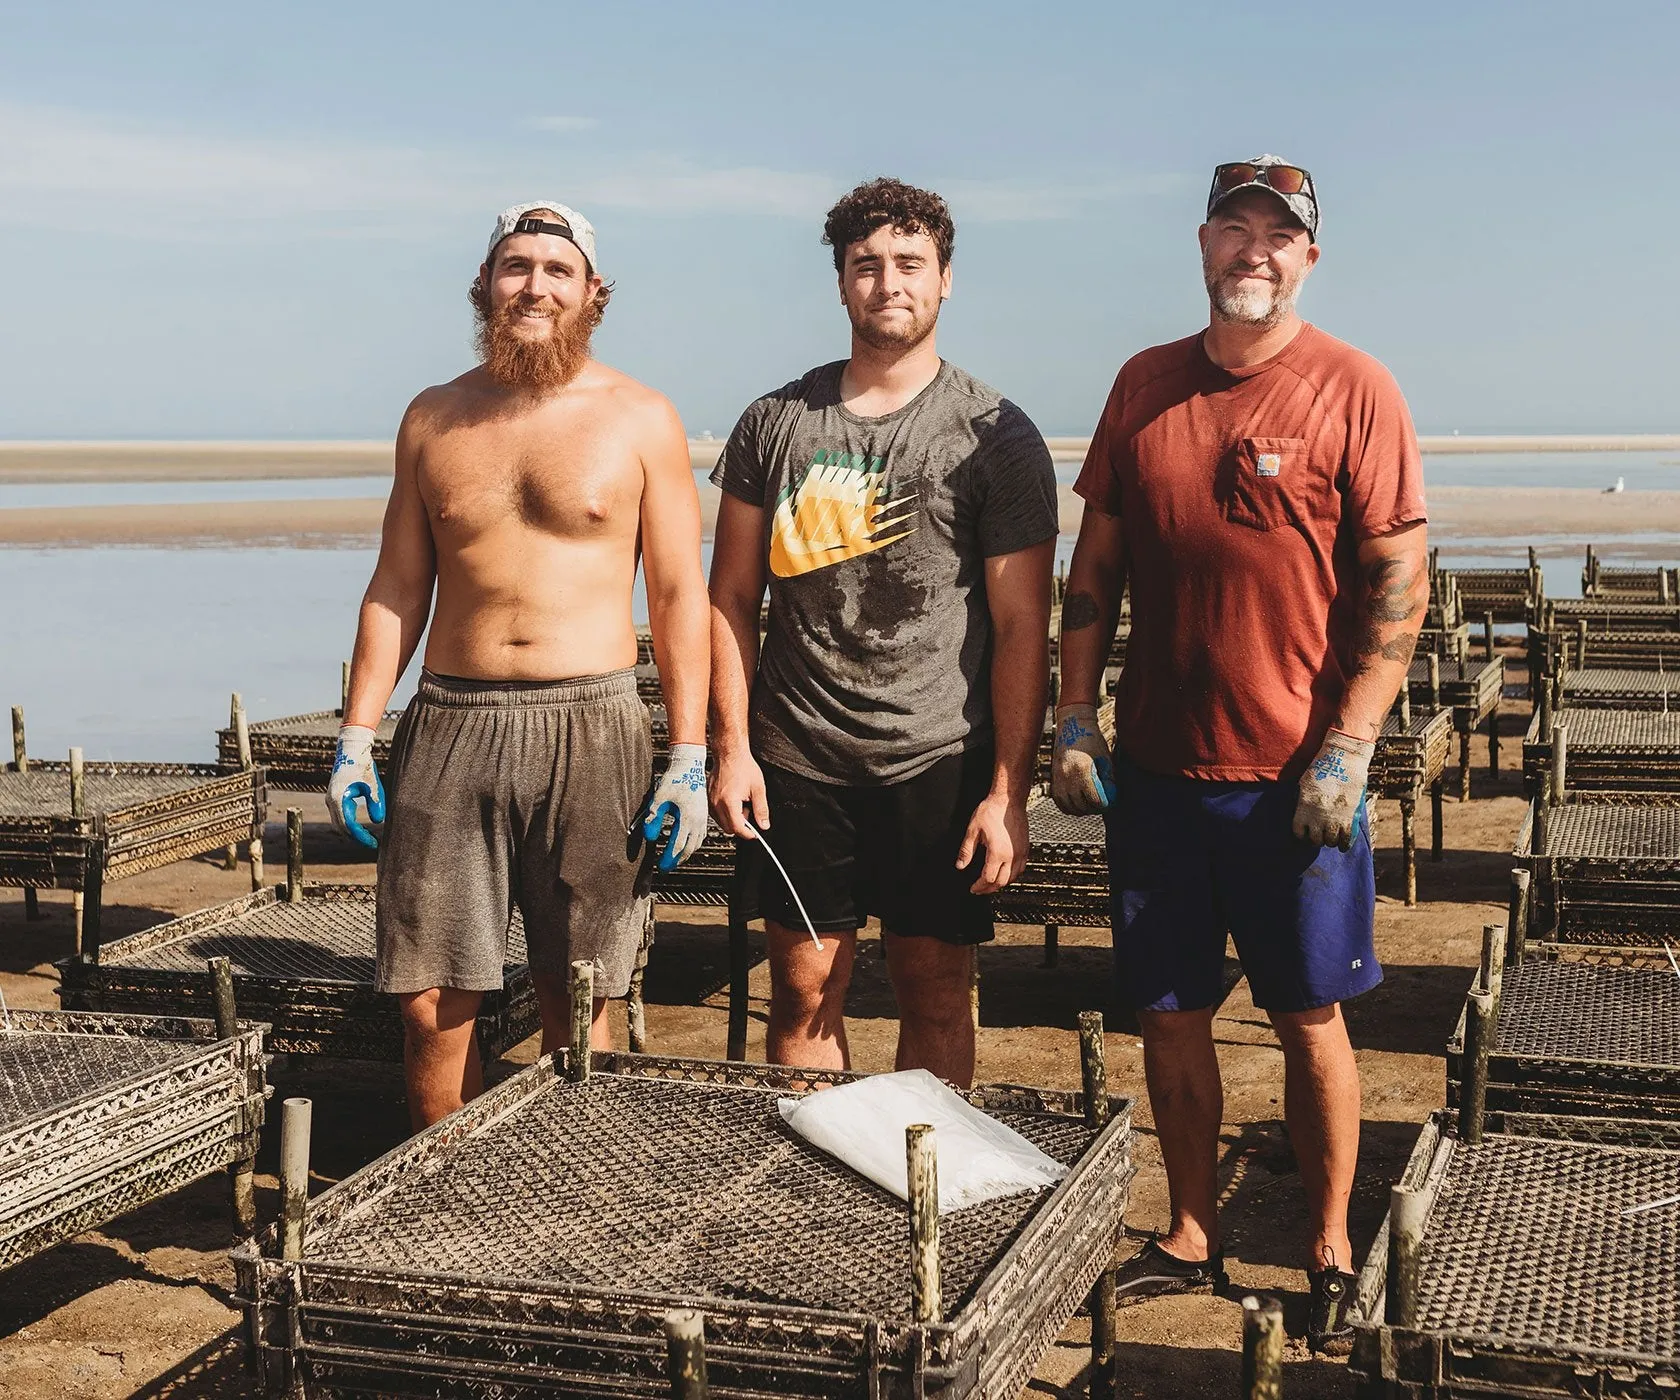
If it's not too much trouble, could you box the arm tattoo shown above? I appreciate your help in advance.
[1350,554,1426,678]
[1366,558,1425,624]
[1061,590,1101,631]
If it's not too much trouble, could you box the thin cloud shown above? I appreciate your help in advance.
[531,115,600,133]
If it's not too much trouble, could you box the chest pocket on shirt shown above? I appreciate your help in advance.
[1222,436,1327,531]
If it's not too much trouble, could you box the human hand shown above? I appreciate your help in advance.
[958,792,1030,894]
[328,725,385,850]
[1051,703,1115,815]
[708,745,769,840]
[640,743,708,871]
[1293,729,1375,850]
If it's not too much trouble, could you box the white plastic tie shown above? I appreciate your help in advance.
[750,825,822,947]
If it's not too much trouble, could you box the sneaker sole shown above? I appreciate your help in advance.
[1112,1271,1229,1308]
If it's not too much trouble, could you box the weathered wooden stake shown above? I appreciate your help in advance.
[1241,1294,1284,1400]
[906,1124,941,1323]
[1400,794,1418,907]
[285,807,304,904]
[569,960,594,1082]
[1078,1010,1118,1399]
[1483,612,1496,663]
[1459,727,1473,802]
[233,698,263,889]
[1043,922,1060,968]
[1398,685,1412,730]
[339,660,351,717]
[1387,1185,1426,1327]
[13,708,41,918]
[1485,708,1501,778]
[969,946,981,1031]
[663,1309,708,1400]
[1479,922,1505,1006]
[1461,989,1494,1144]
[1427,652,1441,712]
[209,956,258,1236]
[69,748,87,952]
[626,966,648,1054]
[1549,723,1568,806]
[1575,618,1588,669]
[1506,867,1531,962]
[1078,1010,1110,1131]
[224,693,243,870]
[279,1096,312,1261]
[1532,797,1550,857]
[1430,778,1445,861]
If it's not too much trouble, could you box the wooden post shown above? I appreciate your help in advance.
[626,966,648,1054]
[1486,706,1501,778]
[1484,612,1496,663]
[1431,777,1445,861]
[284,807,304,904]
[1398,685,1412,731]
[969,946,981,1031]
[80,848,104,962]
[1427,652,1441,712]
[663,1309,708,1400]
[279,1097,312,1261]
[1461,989,1494,1144]
[726,912,749,1062]
[1575,619,1588,669]
[906,1124,941,1324]
[1479,922,1505,1009]
[339,660,351,718]
[209,956,258,1237]
[1400,794,1418,907]
[69,747,86,954]
[1506,867,1531,963]
[224,693,242,870]
[1549,723,1568,806]
[14,707,40,920]
[1386,1186,1427,1327]
[568,960,594,1082]
[1043,922,1060,968]
[1241,1294,1284,1400]
[1459,726,1473,802]
[1532,796,1550,857]
[1078,1010,1117,1400]
[233,698,263,890]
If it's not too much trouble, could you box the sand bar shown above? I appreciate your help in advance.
[4,483,1677,552]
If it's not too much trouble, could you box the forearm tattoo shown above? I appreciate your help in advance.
[1352,556,1426,676]
[1061,590,1101,631]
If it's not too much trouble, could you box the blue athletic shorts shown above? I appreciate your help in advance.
[1105,756,1381,1014]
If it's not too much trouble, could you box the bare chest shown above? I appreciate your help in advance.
[419,424,643,541]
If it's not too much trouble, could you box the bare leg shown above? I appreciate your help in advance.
[883,933,976,1088]
[1137,1006,1223,1262]
[1269,1003,1360,1271]
[765,921,855,1070]
[532,970,613,1055]
[399,987,486,1130]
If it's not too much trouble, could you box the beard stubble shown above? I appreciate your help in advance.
[1203,250,1307,330]
[846,297,941,354]
[475,298,597,392]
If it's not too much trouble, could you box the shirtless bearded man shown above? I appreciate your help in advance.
[330,202,709,1127]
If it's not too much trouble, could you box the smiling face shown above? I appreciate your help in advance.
[838,224,951,353]
[1198,188,1321,329]
[472,212,606,390]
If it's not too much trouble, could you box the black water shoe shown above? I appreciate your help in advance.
[1307,1263,1358,1354]
[1112,1238,1227,1305]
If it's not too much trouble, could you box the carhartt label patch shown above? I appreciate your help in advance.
[1256,452,1282,477]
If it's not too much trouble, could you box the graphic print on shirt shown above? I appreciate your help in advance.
[768,448,918,578]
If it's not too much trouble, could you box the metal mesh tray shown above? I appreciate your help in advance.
[217,710,402,792]
[1406,655,1504,722]
[1560,666,1680,710]
[1,1008,267,1272]
[57,884,537,1065]
[1518,799,1680,943]
[1446,956,1680,1125]
[235,1054,1134,1399]
[1522,707,1680,797]
[1370,708,1453,796]
[1348,1112,1679,1397]
[0,760,267,889]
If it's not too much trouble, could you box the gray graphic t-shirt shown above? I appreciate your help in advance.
[712,360,1058,784]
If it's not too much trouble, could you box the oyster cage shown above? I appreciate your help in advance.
[1,1007,267,1272]
[58,884,538,1065]
[1522,707,1680,799]
[1517,799,1680,945]
[234,1052,1136,1400]
[1348,1112,1679,1398]
[217,710,402,793]
[1446,952,1680,1127]
[0,760,266,890]
[1559,666,1680,711]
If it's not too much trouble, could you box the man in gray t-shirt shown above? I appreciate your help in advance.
[709,177,1058,1087]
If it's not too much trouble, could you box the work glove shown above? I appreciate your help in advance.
[1293,729,1375,851]
[1051,703,1116,815]
[640,743,708,872]
[328,725,385,849]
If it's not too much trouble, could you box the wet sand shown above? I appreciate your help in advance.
[3,482,1679,553]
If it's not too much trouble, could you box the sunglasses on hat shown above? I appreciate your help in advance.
[1211,161,1314,199]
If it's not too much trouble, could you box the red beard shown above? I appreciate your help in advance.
[475,298,595,391]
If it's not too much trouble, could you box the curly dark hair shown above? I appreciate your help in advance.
[822,177,954,274]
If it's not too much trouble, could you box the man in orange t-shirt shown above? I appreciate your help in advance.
[1053,156,1428,1352]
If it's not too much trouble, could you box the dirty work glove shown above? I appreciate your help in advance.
[1293,729,1375,851]
[328,725,385,850]
[641,744,708,872]
[1051,703,1116,815]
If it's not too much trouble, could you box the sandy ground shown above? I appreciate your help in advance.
[5,483,1680,552]
[0,677,1533,1399]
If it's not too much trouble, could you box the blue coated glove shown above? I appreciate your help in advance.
[328,724,385,849]
[1051,703,1116,815]
[1293,728,1374,851]
[640,743,708,872]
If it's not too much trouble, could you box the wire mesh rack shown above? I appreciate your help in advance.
[1348,1111,1679,1398]
[1558,666,1680,711]
[233,1052,1135,1400]
[0,760,267,893]
[1446,952,1680,1127]
[57,884,537,1065]
[216,710,401,793]
[1407,655,1505,727]
[1517,799,1680,944]
[1,1007,266,1272]
[1434,567,1535,622]
[1522,707,1680,798]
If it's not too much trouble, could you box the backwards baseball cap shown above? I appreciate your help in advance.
[1206,155,1319,242]
[486,200,599,276]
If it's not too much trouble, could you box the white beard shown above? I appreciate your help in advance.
[1210,274,1297,327]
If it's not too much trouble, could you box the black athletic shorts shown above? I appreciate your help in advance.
[737,747,996,945]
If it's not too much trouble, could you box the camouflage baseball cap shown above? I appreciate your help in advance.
[486,200,599,276]
[1206,155,1319,242]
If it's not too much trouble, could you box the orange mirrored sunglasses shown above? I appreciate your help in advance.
[1211,162,1314,199]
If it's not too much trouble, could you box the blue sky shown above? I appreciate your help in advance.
[1,0,1675,439]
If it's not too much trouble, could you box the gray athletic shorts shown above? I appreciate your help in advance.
[375,668,655,998]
